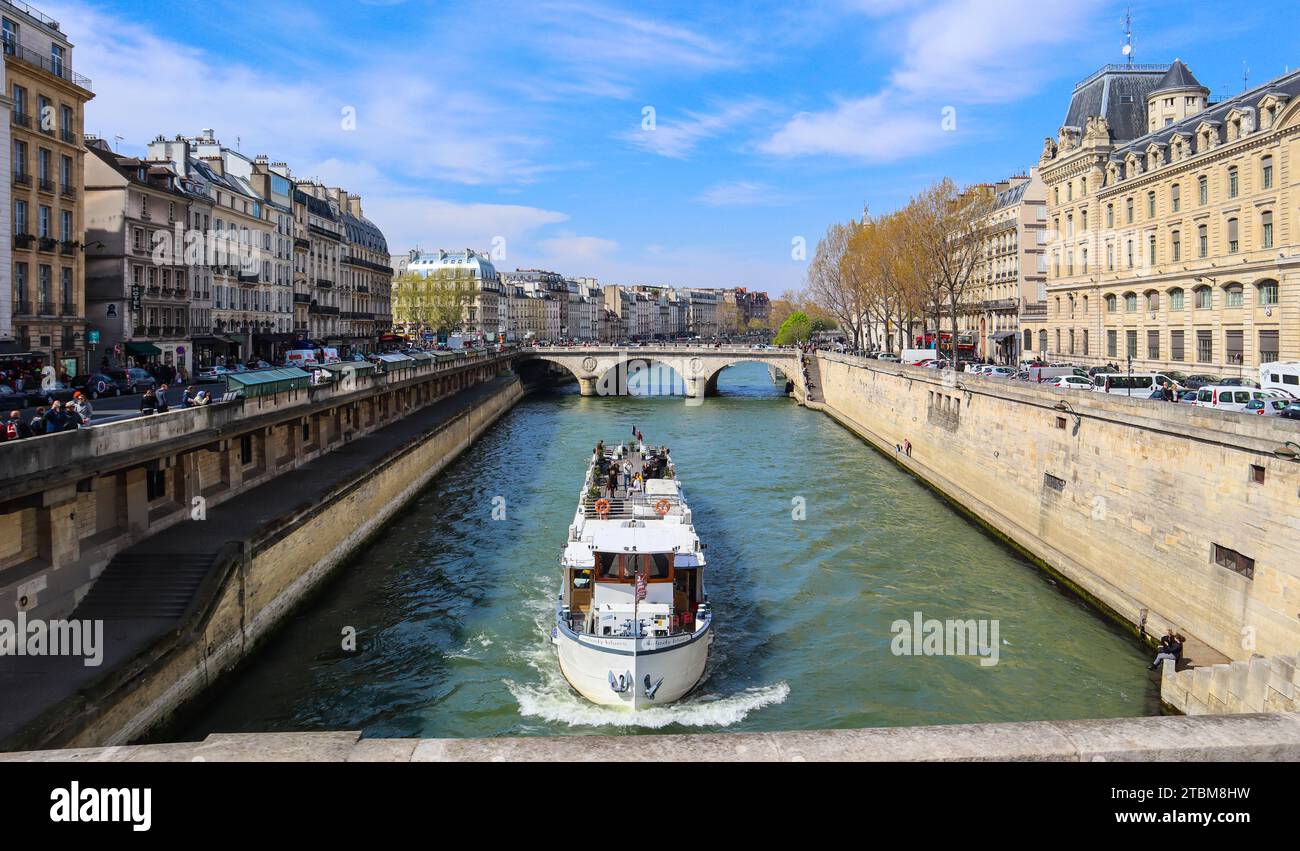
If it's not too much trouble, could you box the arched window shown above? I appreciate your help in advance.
[1256,279,1278,307]
[1106,203,1114,228]
[1224,283,1244,308]
[1169,288,1185,310]
[1226,217,1239,253]
[1146,291,1160,311]
[1198,175,1208,205]
[1194,286,1212,310]
[1124,292,1138,313]
[1197,224,1208,258]
[1171,230,1181,261]
[1105,294,1117,313]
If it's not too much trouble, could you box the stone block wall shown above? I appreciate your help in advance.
[1161,654,1299,714]
[816,353,1300,662]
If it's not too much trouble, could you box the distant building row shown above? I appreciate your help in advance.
[391,248,769,343]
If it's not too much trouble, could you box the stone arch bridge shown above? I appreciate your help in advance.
[517,345,805,399]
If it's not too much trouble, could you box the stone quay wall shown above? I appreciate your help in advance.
[1161,653,1299,715]
[57,375,525,748]
[814,352,1300,664]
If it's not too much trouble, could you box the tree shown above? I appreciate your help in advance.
[807,221,869,350]
[774,310,814,345]
[907,178,995,361]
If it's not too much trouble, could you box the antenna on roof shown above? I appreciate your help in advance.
[1121,8,1134,65]
[114,135,124,153]
[1242,61,1250,91]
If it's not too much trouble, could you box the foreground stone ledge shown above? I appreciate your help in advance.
[4,713,1299,762]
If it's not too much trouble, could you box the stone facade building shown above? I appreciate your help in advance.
[83,138,197,372]
[3,1,93,376]
[960,169,1048,363]
[1040,60,1300,376]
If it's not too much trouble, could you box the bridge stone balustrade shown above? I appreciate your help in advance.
[516,345,805,399]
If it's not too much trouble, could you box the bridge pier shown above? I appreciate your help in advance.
[578,376,598,396]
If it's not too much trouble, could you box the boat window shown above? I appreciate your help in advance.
[595,552,621,581]
[641,553,672,580]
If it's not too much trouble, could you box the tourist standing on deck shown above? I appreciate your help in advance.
[621,459,632,492]
[606,465,619,499]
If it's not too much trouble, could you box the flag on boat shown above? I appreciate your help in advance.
[634,572,647,601]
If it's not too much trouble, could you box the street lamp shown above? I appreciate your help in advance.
[1273,441,1300,461]
[1054,400,1081,434]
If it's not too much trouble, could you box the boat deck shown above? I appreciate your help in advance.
[580,443,681,519]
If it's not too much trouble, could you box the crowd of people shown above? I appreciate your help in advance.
[593,427,673,500]
[1,392,94,441]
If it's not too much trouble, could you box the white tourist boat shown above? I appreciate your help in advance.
[553,441,713,709]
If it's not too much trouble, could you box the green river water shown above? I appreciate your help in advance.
[171,362,1159,739]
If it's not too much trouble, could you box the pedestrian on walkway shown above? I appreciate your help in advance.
[1149,630,1185,670]
[2,410,30,441]
[155,384,171,414]
[140,388,158,415]
[28,406,47,435]
[70,392,93,425]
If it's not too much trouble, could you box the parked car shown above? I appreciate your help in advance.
[877,353,901,363]
[0,383,32,409]
[196,366,236,383]
[1181,373,1221,390]
[1243,398,1292,417]
[28,381,77,406]
[73,372,125,400]
[1194,385,1287,413]
[1218,377,1261,388]
[1278,401,1300,420]
[117,367,158,394]
[1049,375,1094,390]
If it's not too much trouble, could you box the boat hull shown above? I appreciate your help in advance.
[555,618,712,710]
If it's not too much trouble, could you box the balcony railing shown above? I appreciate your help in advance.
[37,301,53,316]
[316,278,334,289]
[11,112,31,129]
[60,129,76,144]
[14,300,31,316]
[3,40,94,92]
[37,177,55,193]
[59,183,75,199]
[13,233,34,249]
[60,240,75,255]
[12,171,30,187]
[37,236,57,252]
[60,303,76,316]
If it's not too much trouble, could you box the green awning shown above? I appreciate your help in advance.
[124,341,163,356]
[225,367,312,398]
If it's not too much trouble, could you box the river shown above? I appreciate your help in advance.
[167,362,1158,740]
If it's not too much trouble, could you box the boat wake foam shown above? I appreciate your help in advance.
[506,678,790,729]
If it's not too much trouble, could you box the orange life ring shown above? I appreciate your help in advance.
[594,498,610,516]
[654,499,672,516]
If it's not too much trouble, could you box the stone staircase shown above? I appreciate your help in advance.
[1161,652,1299,715]
[801,353,823,403]
[73,552,218,621]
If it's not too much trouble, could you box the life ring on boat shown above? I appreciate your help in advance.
[594,498,610,517]
[654,499,672,516]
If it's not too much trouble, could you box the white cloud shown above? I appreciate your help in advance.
[696,181,780,207]
[889,0,1104,102]
[760,94,948,161]
[620,99,770,159]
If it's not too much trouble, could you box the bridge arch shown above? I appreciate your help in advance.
[516,347,805,401]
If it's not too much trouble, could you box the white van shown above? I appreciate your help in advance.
[1259,361,1300,398]
[1090,373,1178,396]
[1195,385,1287,413]
[900,348,939,365]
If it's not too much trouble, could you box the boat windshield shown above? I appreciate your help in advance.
[594,552,673,581]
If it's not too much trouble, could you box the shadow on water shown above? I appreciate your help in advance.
[161,362,1157,741]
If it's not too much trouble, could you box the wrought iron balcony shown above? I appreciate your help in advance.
[12,171,30,187]
[3,39,93,91]
[13,233,34,249]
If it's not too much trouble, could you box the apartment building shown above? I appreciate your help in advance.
[83,137,196,371]
[3,0,93,376]
[959,169,1048,363]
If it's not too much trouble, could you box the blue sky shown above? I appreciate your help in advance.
[56,0,1296,293]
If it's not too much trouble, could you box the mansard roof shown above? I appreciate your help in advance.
[1111,67,1300,163]
[1064,64,1171,142]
